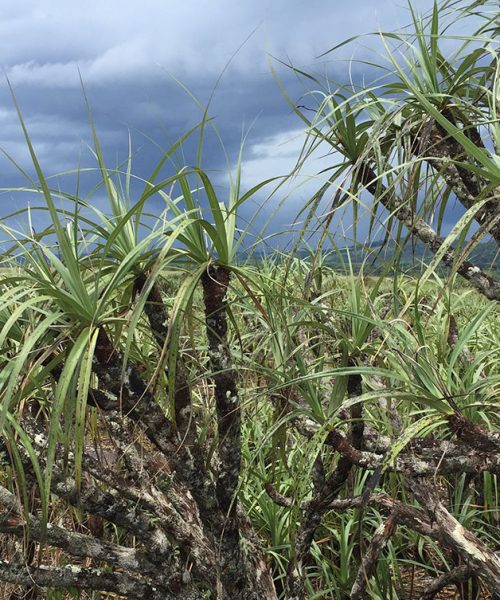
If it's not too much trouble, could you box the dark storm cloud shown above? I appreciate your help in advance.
[0,0,438,241]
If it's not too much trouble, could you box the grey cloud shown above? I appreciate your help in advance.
[0,0,440,243]
[2,0,437,87]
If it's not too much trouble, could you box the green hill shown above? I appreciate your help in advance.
[299,239,499,275]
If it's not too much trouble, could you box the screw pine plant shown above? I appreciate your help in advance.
[0,101,279,598]
[272,0,500,597]
[280,0,500,299]
[0,1,499,599]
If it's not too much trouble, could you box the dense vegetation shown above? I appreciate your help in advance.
[0,1,499,598]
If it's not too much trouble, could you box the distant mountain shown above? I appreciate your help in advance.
[469,239,499,267]
[295,239,499,275]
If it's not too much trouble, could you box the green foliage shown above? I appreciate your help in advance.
[0,1,499,598]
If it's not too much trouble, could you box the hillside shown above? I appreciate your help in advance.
[306,239,499,275]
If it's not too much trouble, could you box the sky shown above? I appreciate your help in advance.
[0,0,446,249]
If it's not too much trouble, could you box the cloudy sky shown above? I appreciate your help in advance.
[1,0,441,248]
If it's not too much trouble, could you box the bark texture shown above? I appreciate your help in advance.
[0,274,277,600]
